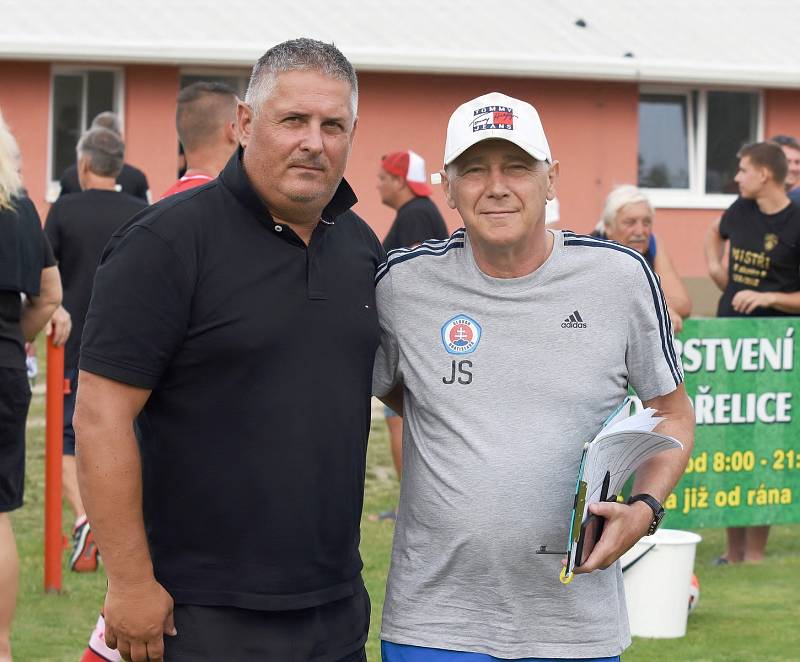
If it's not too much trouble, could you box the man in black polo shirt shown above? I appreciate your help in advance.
[45,127,147,575]
[59,112,149,202]
[74,38,383,662]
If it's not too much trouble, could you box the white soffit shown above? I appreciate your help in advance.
[1,0,798,88]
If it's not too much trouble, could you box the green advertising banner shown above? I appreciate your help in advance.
[664,317,799,529]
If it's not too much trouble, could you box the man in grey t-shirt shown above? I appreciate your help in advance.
[373,92,695,661]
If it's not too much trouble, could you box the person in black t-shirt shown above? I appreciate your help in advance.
[705,141,800,566]
[379,150,449,253]
[706,142,800,319]
[45,126,147,576]
[74,39,383,662]
[58,112,149,203]
[375,150,449,518]
[0,110,62,662]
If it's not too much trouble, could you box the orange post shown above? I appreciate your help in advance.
[44,337,65,593]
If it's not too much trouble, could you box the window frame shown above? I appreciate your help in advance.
[638,84,764,210]
[46,64,125,200]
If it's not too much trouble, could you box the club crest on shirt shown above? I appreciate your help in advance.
[764,233,779,252]
[441,314,482,354]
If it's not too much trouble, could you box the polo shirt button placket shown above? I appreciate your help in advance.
[274,225,283,232]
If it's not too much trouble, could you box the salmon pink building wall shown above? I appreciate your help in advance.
[124,65,180,199]
[0,62,51,217]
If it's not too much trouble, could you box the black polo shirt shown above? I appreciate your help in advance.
[45,190,147,370]
[80,150,384,610]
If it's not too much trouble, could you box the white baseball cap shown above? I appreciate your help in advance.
[442,92,552,167]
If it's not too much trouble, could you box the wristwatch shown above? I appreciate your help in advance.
[627,493,665,536]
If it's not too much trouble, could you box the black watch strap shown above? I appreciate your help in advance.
[627,493,665,536]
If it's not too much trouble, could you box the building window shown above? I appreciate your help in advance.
[50,68,122,183]
[638,88,762,207]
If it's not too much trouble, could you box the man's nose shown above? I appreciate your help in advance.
[299,123,324,154]
[485,167,510,197]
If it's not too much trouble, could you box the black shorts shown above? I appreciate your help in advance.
[164,583,370,662]
[0,367,32,512]
[62,368,77,455]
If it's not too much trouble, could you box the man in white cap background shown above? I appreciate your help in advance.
[373,93,695,661]
[374,150,449,518]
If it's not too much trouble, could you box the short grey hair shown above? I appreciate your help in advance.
[244,38,358,120]
[90,111,122,136]
[601,185,654,229]
[77,127,125,178]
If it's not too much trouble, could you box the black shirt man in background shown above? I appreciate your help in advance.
[46,127,147,576]
[58,112,149,202]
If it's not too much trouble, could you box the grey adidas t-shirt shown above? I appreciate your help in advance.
[373,229,683,658]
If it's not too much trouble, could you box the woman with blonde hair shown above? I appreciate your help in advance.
[599,185,692,332]
[0,110,62,662]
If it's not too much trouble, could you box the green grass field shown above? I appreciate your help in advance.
[9,358,800,660]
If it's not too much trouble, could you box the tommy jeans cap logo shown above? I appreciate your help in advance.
[470,105,515,132]
[561,310,587,329]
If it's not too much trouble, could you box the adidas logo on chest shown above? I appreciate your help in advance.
[561,310,587,329]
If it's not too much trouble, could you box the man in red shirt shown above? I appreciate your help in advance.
[161,82,239,199]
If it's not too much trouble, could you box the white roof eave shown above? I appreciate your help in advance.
[1,41,798,90]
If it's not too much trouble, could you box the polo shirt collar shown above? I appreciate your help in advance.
[220,147,358,224]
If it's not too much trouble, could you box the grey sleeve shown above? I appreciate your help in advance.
[372,269,401,397]
[626,261,684,401]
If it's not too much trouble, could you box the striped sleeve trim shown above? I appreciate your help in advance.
[562,231,682,386]
[376,229,466,284]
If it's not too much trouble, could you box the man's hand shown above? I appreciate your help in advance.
[731,289,773,315]
[46,305,72,347]
[573,500,653,574]
[104,579,177,662]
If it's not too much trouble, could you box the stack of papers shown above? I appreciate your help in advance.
[559,397,683,583]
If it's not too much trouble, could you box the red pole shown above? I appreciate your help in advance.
[44,336,65,593]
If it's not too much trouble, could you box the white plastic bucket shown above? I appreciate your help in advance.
[619,528,702,638]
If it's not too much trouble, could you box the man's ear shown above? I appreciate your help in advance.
[441,169,457,210]
[546,160,560,201]
[224,120,237,146]
[76,155,90,190]
[236,101,253,147]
